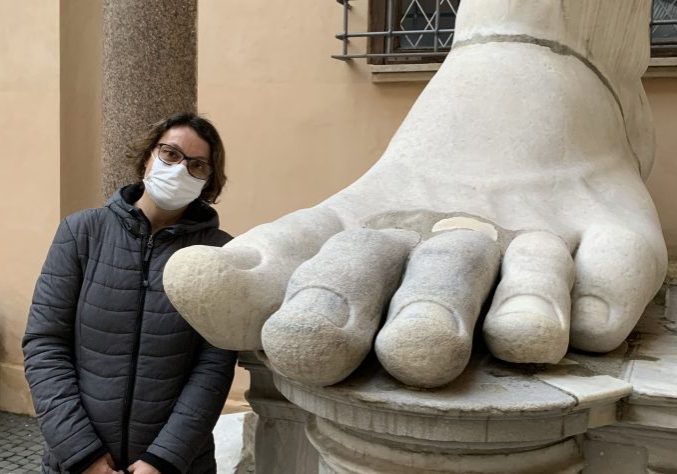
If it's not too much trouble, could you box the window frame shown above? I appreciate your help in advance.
[334,0,677,74]
[367,0,457,65]
[651,0,677,59]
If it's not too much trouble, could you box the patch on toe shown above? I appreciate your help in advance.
[431,216,498,241]
[363,210,514,246]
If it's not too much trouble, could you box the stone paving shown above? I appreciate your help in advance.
[0,410,249,474]
[0,411,43,473]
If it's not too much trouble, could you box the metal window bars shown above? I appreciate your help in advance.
[652,0,677,55]
[333,0,456,61]
[333,0,677,61]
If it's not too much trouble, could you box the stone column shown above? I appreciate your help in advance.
[102,0,197,197]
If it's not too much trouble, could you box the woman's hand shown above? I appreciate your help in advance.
[83,453,123,474]
[127,460,161,474]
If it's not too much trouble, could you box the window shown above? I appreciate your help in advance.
[366,0,458,64]
[333,0,677,64]
[652,0,677,56]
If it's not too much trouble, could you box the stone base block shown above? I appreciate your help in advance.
[308,417,584,474]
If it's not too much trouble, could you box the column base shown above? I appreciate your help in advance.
[308,417,584,474]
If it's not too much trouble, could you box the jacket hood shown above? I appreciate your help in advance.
[106,182,220,237]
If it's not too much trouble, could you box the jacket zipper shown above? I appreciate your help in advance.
[121,234,154,466]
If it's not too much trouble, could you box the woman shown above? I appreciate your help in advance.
[23,112,237,474]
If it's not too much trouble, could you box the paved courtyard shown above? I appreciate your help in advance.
[0,410,249,473]
[0,411,43,473]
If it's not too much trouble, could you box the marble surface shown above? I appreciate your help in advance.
[618,282,677,434]
[270,351,630,446]
[238,282,677,473]
[166,0,667,392]
[214,412,246,473]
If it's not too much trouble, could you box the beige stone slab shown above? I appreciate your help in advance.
[535,373,632,410]
[623,403,677,430]
[633,295,672,336]
[627,359,677,401]
[633,333,677,358]
[620,332,677,431]
[587,425,677,473]
[582,439,649,474]
[625,334,677,402]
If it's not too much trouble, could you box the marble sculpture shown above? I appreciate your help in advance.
[164,0,667,389]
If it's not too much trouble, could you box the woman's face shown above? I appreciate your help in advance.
[144,125,211,178]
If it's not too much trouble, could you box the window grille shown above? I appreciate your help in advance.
[652,0,677,56]
[333,0,677,63]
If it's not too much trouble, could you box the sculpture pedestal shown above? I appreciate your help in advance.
[273,354,629,474]
[582,281,677,473]
[239,352,319,474]
[307,417,581,474]
[242,281,677,473]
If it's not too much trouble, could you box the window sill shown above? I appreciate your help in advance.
[370,64,441,83]
[370,58,677,83]
[646,57,677,78]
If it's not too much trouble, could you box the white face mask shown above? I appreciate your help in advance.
[143,156,206,211]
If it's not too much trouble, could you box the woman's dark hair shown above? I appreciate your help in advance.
[126,112,227,204]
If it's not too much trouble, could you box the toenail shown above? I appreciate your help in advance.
[494,295,561,325]
[484,295,569,364]
[392,301,460,334]
[287,287,351,327]
[573,295,609,324]
[431,216,498,241]
[377,301,471,387]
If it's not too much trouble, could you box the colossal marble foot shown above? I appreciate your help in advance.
[165,0,667,388]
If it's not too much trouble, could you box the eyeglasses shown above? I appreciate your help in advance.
[155,143,213,180]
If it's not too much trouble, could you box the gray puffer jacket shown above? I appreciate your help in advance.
[23,184,237,474]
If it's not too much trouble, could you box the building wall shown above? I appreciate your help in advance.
[60,0,103,217]
[0,1,61,413]
[645,79,677,257]
[0,0,103,414]
[198,0,422,235]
